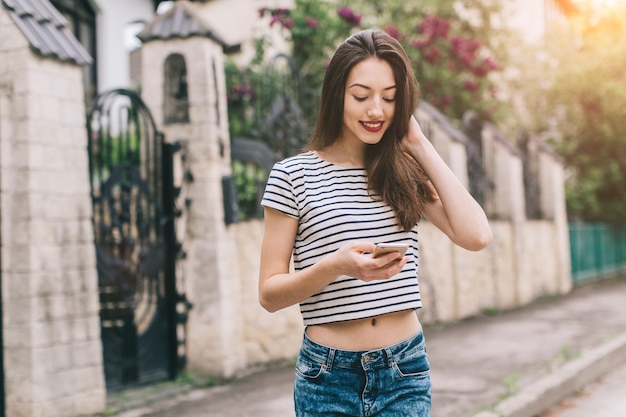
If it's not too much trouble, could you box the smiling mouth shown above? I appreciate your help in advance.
[361,121,384,133]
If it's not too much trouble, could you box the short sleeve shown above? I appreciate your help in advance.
[261,162,299,219]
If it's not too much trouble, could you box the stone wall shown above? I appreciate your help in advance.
[0,8,105,417]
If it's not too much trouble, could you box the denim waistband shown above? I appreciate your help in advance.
[301,330,425,371]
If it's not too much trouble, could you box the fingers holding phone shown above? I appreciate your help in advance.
[371,243,409,270]
[372,243,408,258]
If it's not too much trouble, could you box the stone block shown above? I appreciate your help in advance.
[71,340,102,368]
[60,98,86,126]
[417,222,457,323]
[2,323,31,348]
[31,320,56,348]
[39,244,64,274]
[2,294,31,325]
[0,20,29,50]
[68,317,88,342]
[7,242,41,272]
[51,318,71,345]
[39,95,62,123]
[5,266,31,297]
[75,388,107,416]
[3,348,32,383]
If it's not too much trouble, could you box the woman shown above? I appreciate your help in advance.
[259,29,492,416]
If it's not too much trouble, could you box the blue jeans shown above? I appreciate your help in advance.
[294,330,431,416]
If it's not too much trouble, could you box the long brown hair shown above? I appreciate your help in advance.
[307,29,435,231]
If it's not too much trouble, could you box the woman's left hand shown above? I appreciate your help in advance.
[401,115,493,251]
[402,115,428,150]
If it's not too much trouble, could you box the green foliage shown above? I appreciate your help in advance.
[257,0,511,123]
[482,306,500,316]
[513,12,626,225]
[225,60,261,139]
[91,134,141,175]
[232,160,266,219]
[499,372,521,401]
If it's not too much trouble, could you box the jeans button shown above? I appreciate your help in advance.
[364,355,370,363]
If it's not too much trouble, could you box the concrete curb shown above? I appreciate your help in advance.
[473,331,626,417]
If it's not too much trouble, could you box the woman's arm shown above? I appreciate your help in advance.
[404,116,492,251]
[258,207,408,312]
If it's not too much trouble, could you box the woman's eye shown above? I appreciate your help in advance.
[354,96,367,102]
[383,97,396,103]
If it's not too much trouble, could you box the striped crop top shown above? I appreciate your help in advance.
[261,151,422,326]
[261,152,422,326]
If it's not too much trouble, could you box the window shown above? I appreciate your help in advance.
[164,54,189,124]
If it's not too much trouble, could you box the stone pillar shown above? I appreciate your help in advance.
[537,144,572,294]
[140,36,246,378]
[482,123,529,306]
[0,9,105,417]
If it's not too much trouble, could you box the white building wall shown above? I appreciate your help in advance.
[196,0,292,65]
[94,0,154,92]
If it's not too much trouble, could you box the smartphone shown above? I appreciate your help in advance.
[372,243,409,258]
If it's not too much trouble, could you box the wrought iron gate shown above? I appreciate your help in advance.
[87,89,185,390]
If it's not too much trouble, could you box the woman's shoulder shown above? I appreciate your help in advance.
[274,151,323,171]
[279,151,317,163]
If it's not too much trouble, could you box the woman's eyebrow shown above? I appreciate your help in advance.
[348,83,397,91]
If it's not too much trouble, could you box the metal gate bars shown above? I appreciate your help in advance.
[87,88,186,390]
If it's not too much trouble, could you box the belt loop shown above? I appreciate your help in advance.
[384,347,394,368]
[326,348,336,372]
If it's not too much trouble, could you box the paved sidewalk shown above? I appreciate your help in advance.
[111,277,626,417]
[538,361,626,417]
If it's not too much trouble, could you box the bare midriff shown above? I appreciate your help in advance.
[305,309,422,351]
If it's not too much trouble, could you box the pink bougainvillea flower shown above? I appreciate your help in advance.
[384,25,401,39]
[305,17,318,28]
[411,38,430,49]
[473,65,488,77]
[417,15,450,39]
[464,80,478,91]
[483,57,498,71]
[337,6,362,26]
[424,47,441,63]
[269,15,281,27]
[273,8,290,16]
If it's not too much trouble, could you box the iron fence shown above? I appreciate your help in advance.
[226,54,318,220]
[569,223,626,285]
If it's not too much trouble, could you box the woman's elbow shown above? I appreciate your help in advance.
[468,227,493,251]
[454,226,492,251]
[259,294,281,313]
[258,286,287,313]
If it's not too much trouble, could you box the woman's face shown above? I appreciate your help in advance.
[340,57,396,147]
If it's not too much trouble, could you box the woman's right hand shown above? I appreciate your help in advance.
[324,241,408,282]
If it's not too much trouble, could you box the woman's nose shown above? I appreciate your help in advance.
[367,98,383,118]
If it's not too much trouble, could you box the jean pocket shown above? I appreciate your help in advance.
[392,349,430,378]
[295,355,326,380]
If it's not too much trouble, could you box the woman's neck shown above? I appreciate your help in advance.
[317,140,366,169]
